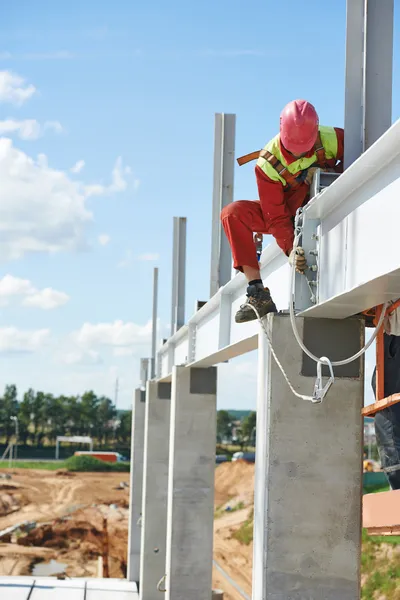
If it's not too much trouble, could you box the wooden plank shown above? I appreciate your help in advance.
[362,393,400,416]
[0,577,34,600]
[366,526,400,536]
[363,489,400,535]
[375,306,385,401]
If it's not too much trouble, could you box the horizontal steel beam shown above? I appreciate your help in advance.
[157,119,400,378]
[302,119,400,318]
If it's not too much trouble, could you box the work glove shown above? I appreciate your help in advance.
[289,246,308,274]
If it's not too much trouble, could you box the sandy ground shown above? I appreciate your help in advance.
[212,461,254,600]
[0,462,255,598]
[0,469,130,579]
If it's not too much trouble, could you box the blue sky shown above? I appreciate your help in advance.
[0,1,398,410]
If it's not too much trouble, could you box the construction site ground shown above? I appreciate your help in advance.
[0,463,398,600]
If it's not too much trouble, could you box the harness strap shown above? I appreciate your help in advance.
[236,131,329,185]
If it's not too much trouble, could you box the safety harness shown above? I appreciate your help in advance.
[237,132,329,190]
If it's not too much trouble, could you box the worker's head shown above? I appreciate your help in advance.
[280,99,319,157]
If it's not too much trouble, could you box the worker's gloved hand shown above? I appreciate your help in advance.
[304,167,318,186]
[289,247,308,274]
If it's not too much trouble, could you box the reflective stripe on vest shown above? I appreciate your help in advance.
[237,126,338,190]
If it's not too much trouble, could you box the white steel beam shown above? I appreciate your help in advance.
[363,0,394,150]
[171,217,187,336]
[344,0,365,168]
[302,119,400,318]
[210,113,236,297]
[157,119,400,376]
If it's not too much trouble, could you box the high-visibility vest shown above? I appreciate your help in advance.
[237,126,338,190]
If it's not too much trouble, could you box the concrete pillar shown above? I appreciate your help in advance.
[165,366,217,600]
[140,381,171,600]
[127,389,146,583]
[253,314,364,600]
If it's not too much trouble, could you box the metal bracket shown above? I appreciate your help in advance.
[294,170,340,312]
[188,323,196,364]
[312,356,335,403]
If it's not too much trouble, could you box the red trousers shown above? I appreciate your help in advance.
[221,185,309,271]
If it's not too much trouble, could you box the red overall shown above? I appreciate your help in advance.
[221,127,344,271]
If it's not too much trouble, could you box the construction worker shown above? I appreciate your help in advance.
[372,333,400,489]
[221,99,344,323]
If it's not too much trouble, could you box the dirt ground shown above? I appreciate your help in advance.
[0,469,130,579]
[213,461,254,600]
[1,462,397,599]
[0,462,253,598]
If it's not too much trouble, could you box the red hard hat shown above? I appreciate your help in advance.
[280,100,319,155]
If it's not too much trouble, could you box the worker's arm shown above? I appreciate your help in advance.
[333,127,344,173]
[255,165,294,256]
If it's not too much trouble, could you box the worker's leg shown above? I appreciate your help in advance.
[221,200,277,323]
[372,333,400,489]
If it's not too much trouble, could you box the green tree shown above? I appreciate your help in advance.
[19,388,35,444]
[32,391,47,446]
[242,411,256,444]
[97,396,117,445]
[45,394,66,442]
[117,411,132,444]
[80,391,100,436]
[216,410,232,443]
[0,385,19,444]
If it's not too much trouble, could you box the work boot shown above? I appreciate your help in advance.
[235,285,277,323]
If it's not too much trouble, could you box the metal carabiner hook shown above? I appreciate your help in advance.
[312,356,334,403]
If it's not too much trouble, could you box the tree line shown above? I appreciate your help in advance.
[0,385,132,447]
[217,410,256,446]
[0,384,256,450]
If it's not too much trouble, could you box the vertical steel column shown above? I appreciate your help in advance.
[210,113,236,297]
[140,358,150,390]
[170,217,187,336]
[151,267,159,379]
[363,0,394,150]
[344,0,394,168]
[344,0,365,168]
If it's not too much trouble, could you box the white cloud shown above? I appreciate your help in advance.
[0,274,69,309]
[70,159,85,174]
[62,349,102,366]
[22,288,69,309]
[0,70,36,105]
[43,121,63,134]
[0,138,133,260]
[138,253,159,261]
[84,156,135,197]
[98,234,111,246]
[0,274,33,299]
[72,319,152,351]
[113,347,134,357]
[0,119,63,140]
[0,137,92,260]
[0,326,49,353]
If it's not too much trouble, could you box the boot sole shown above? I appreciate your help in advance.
[235,304,277,324]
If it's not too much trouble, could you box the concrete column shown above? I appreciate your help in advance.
[253,314,364,600]
[140,381,171,600]
[165,366,217,600]
[127,388,146,583]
